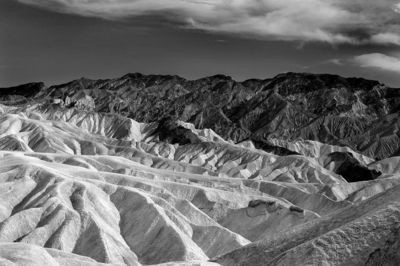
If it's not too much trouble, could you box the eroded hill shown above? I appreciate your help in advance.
[0,73,399,265]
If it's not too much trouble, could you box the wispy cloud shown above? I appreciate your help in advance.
[326,59,344,66]
[370,33,400,46]
[394,2,400,13]
[17,0,400,45]
[353,53,400,73]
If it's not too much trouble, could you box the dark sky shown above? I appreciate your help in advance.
[1,0,399,87]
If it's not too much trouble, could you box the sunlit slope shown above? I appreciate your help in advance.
[1,72,400,265]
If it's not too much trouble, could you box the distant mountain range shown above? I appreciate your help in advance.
[2,72,400,159]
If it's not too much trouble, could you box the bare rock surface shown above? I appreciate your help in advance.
[0,72,400,265]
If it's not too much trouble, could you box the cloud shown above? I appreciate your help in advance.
[371,33,400,46]
[353,53,400,73]
[394,2,400,13]
[327,59,344,65]
[17,0,400,45]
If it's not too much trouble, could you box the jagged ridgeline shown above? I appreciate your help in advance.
[0,73,400,265]
[4,72,400,159]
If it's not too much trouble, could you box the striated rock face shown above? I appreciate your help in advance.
[213,185,400,266]
[0,72,399,265]
[9,72,400,159]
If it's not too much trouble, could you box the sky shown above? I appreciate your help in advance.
[1,0,400,87]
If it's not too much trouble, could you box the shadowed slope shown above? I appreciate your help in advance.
[5,72,400,159]
[1,72,400,265]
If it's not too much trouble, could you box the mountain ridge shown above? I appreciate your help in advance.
[1,72,400,265]
[2,72,398,159]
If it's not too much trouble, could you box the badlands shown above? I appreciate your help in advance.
[0,72,399,265]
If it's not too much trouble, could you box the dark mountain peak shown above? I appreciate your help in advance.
[194,74,233,84]
[272,72,382,86]
[207,74,233,80]
[266,72,383,95]
[0,82,45,98]
[122,72,183,80]
[122,72,144,79]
